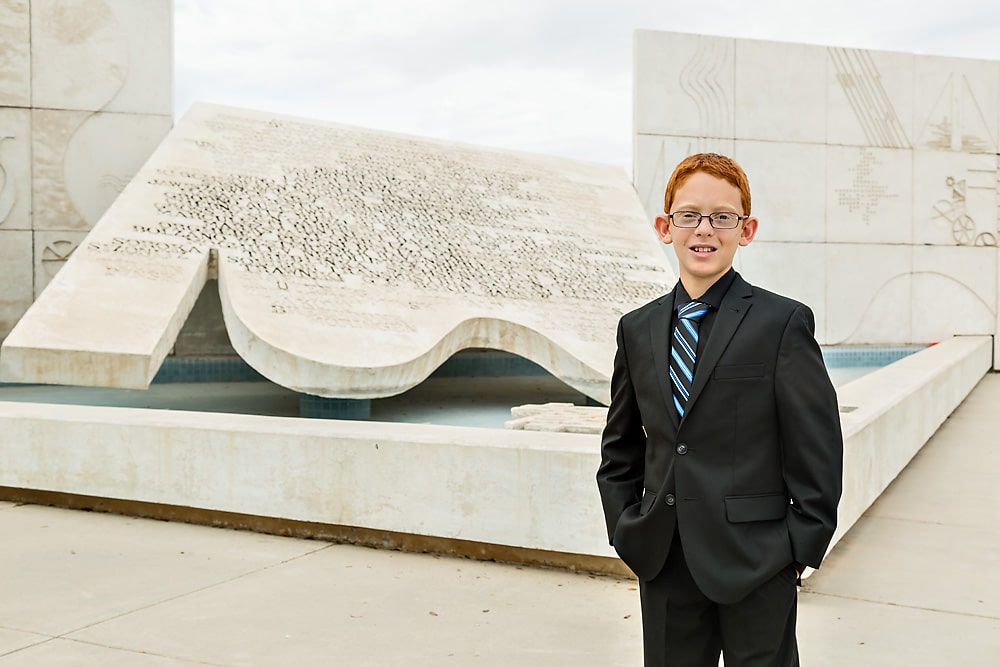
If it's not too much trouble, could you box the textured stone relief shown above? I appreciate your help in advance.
[932,175,997,246]
[33,230,89,296]
[32,109,172,230]
[30,0,128,112]
[3,104,674,400]
[915,71,997,153]
[0,0,31,107]
[0,133,16,224]
[834,148,898,225]
[679,37,733,138]
[829,48,910,149]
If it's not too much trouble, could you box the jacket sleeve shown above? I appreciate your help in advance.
[774,304,844,568]
[596,318,647,545]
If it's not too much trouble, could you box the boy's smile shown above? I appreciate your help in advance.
[654,172,758,297]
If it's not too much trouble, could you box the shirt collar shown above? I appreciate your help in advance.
[673,268,737,311]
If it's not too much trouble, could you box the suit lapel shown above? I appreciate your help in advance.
[682,276,753,424]
[648,289,679,430]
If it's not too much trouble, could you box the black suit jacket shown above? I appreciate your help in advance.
[597,273,843,604]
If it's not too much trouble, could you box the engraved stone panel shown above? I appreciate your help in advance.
[737,242,828,343]
[0,108,32,231]
[0,230,34,340]
[826,47,913,149]
[32,109,172,230]
[911,246,996,342]
[913,55,1000,154]
[826,145,913,245]
[825,244,913,344]
[913,150,997,246]
[0,0,31,107]
[634,31,735,138]
[33,230,90,297]
[30,0,128,111]
[2,104,675,401]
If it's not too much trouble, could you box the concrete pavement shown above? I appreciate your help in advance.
[1,375,999,665]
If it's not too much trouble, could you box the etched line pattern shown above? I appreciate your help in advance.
[0,132,16,224]
[918,73,996,152]
[679,37,731,137]
[41,239,79,277]
[829,48,909,148]
[835,148,897,224]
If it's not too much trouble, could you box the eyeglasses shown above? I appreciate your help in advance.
[667,211,747,229]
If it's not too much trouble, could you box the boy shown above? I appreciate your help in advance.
[597,153,843,666]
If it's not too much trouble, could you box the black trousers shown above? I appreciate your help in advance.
[638,529,799,667]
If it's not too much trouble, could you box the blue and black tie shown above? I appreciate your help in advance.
[669,301,709,418]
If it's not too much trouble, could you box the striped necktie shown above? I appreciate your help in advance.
[670,301,710,418]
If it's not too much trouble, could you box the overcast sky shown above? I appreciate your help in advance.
[173,0,1000,174]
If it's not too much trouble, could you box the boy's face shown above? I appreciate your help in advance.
[654,171,758,296]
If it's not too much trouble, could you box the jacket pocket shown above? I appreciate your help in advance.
[725,493,787,523]
[639,490,656,515]
[714,363,765,380]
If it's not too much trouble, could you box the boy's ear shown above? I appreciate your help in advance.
[654,214,673,244]
[739,216,759,246]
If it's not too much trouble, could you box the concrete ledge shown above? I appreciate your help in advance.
[0,336,990,574]
[831,335,993,553]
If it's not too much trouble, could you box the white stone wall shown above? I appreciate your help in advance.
[634,31,1000,364]
[0,0,173,340]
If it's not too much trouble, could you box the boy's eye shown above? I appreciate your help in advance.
[676,211,700,221]
[712,213,737,223]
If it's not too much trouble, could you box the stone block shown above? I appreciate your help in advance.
[0,230,33,340]
[32,109,172,230]
[910,245,996,341]
[33,230,90,297]
[0,0,31,107]
[30,0,172,114]
[734,38,827,143]
[0,108,32,231]
[633,30,735,138]
[912,149,997,246]
[825,243,913,344]
[825,145,913,245]
[733,140,826,243]
[826,46,913,148]
[913,54,1000,154]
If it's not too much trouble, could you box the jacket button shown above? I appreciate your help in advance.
[676,443,688,455]
[665,494,676,506]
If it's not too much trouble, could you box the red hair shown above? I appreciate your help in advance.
[663,153,752,215]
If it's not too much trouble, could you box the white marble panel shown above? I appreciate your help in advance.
[100,0,173,115]
[32,109,172,231]
[826,46,913,148]
[33,230,90,297]
[0,108,32,231]
[30,0,129,111]
[0,230,34,340]
[733,140,826,242]
[910,245,996,341]
[912,150,997,246]
[0,0,31,107]
[734,39,827,143]
[825,243,913,344]
[913,54,1000,154]
[736,241,827,342]
[633,30,735,138]
[633,133,735,222]
[63,112,172,226]
[825,145,913,244]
